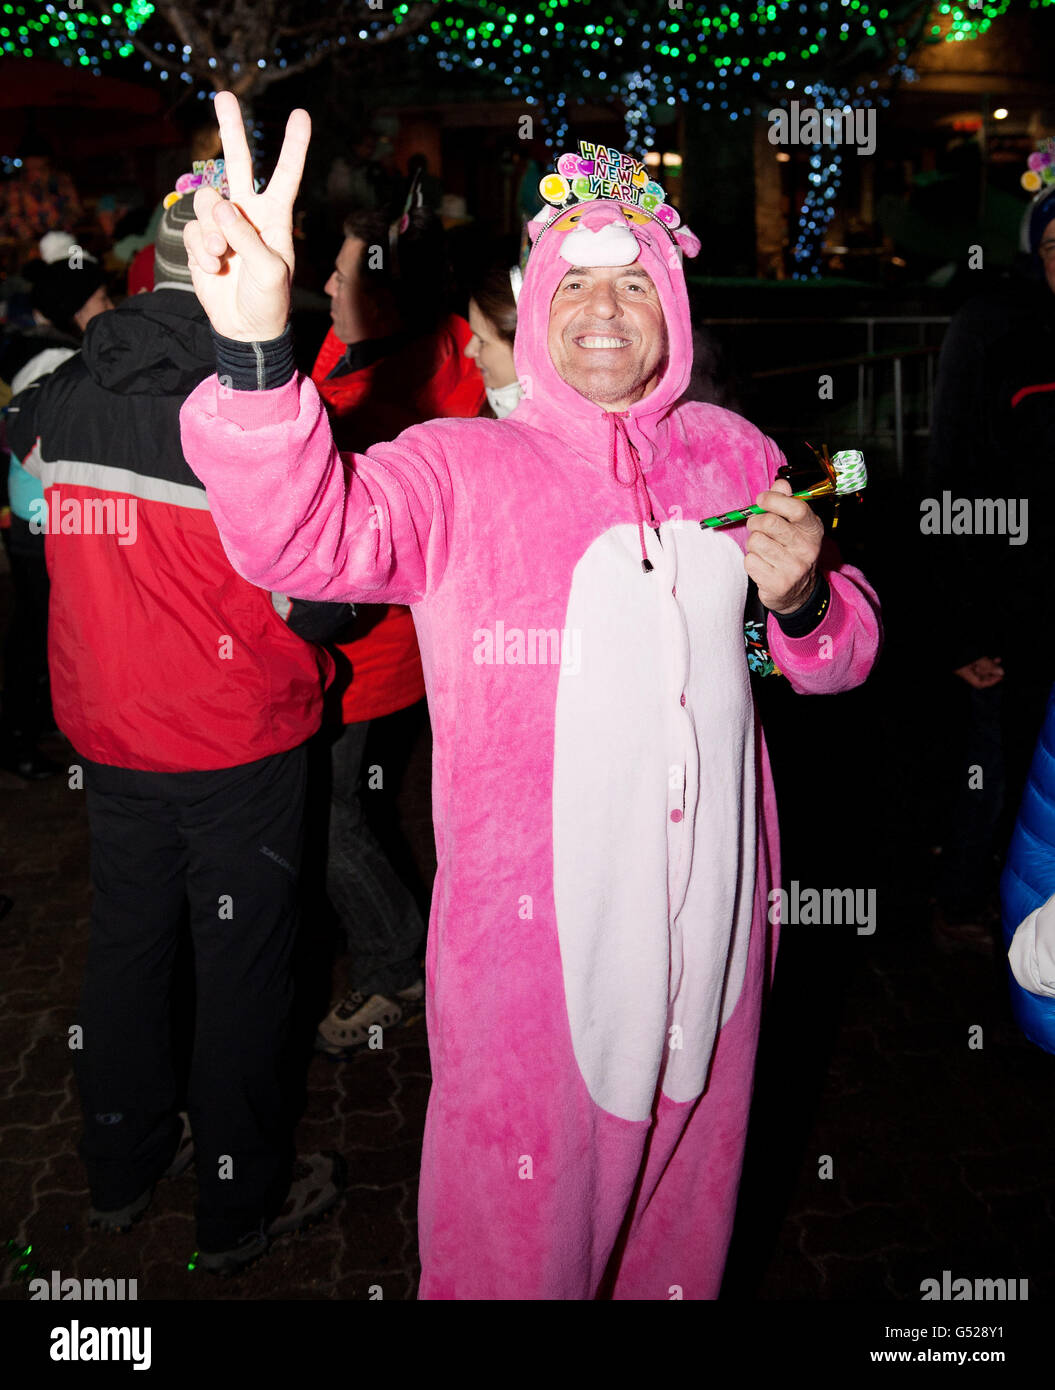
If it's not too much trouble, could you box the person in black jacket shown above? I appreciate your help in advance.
[6,185,351,1275]
[925,185,1055,932]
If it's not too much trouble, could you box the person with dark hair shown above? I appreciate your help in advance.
[1,240,112,396]
[925,173,1055,941]
[23,255,113,341]
[465,263,522,419]
[311,202,485,1057]
[324,209,395,345]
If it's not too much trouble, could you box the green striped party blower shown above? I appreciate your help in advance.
[699,447,867,530]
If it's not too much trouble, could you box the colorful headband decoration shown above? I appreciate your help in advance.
[700,447,867,531]
[537,140,682,231]
[1021,138,1055,196]
[163,159,231,210]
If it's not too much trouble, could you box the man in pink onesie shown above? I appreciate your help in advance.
[178,96,881,1300]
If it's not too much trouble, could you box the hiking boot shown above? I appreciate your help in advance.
[88,1111,194,1232]
[314,981,425,1058]
[196,1150,346,1277]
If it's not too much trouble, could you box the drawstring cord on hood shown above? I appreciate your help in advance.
[608,411,660,575]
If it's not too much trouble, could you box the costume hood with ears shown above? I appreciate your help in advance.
[511,197,701,467]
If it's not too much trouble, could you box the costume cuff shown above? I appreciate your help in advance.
[770,572,831,638]
[212,325,295,392]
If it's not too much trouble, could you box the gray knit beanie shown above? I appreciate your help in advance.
[154,191,196,285]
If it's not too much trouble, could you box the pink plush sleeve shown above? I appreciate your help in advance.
[178,373,452,605]
[765,538,882,694]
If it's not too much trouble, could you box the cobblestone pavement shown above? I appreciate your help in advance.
[3,591,1055,1302]
[0,712,436,1303]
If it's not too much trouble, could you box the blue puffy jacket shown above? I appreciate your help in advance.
[1000,686,1055,1055]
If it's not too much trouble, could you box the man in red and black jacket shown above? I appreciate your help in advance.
[310,205,485,1057]
[5,189,349,1274]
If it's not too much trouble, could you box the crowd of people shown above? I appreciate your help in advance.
[0,109,526,1280]
[0,91,1053,1298]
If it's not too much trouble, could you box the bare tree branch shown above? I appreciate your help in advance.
[276,1,435,44]
[359,2,437,44]
[274,14,355,42]
[78,0,437,103]
[157,1,223,72]
[254,36,349,91]
[121,29,193,77]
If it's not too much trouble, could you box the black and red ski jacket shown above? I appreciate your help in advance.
[6,287,332,771]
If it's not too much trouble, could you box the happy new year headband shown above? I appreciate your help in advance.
[534,140,683,243]
[162,159,231,210]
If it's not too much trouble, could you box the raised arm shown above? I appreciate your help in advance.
[178,92,451,604]
[182,90,307,345]
[180,366,452,605]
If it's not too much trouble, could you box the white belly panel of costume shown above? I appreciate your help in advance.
[552,522,757,1121]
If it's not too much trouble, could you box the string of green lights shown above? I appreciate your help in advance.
[3,0,1051,276]
[1,1,1043,72]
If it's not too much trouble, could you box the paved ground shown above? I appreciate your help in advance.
[0,706,436,1303]
[3,493,1055,1303]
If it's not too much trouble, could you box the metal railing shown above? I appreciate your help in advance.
[702,316,952,475]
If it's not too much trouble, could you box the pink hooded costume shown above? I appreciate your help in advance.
[179,193,881,1299]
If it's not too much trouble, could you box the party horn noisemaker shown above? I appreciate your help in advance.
[699,447,867,530]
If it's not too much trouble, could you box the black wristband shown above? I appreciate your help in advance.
[770,572,831,638]
[212,324,295,391]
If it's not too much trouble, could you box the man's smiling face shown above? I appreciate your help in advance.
[547,262,668,411]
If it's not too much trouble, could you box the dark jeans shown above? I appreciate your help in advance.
[75,745,307,1252]
[327,718,424,998]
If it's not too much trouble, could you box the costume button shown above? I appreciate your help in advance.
[670,809,683,823]
[680,693,686,706]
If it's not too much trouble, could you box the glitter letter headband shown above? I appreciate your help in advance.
[538,140,683,231]
[162,159,231,210]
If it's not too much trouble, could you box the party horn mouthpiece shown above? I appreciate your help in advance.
[831,449,867,493]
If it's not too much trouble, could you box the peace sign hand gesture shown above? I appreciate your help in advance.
[183,90,310,343]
